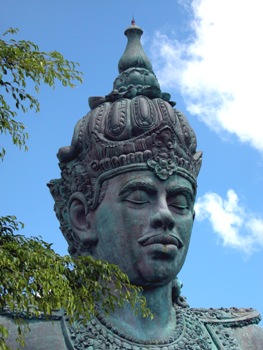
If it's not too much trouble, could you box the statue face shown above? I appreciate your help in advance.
[89,170,195,286]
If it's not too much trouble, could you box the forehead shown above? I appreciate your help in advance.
[107,170,194,193]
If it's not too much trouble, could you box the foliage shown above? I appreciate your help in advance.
[0,215,151,349]
[0,27,83,159]
[0,30,151,348]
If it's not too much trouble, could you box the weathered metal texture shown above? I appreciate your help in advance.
[47,21,263,349]
[1,307,262,349]
[48,22,202,258]
[2,21,262,349]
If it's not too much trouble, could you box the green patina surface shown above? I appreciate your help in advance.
[1,20,263,349]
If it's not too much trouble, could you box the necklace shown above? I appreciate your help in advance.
[66,306,215,350]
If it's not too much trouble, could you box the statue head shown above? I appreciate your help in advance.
[48,22,202,286]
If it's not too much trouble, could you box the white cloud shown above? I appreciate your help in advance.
[195,189,263,254]
[151,0,263,153]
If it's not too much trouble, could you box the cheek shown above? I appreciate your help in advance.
[96,209,113,230]
[179,216,194,245]
[120,207,149,230]
[93,205,119,242]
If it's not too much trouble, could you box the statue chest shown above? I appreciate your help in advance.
[1,307,262,349]
[63,307,261,350]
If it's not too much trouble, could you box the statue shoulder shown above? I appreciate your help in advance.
[0,309,69,350]
[190,307,263,349]
[190,306,261,326]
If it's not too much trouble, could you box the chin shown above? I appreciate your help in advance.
[127,252,186,286]
[131,266,178,287]
[136,276,176,288]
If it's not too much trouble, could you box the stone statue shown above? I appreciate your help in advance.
[1,21,263,349]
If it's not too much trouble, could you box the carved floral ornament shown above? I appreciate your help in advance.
[1,305,259,349]
[77,96,202,184]
[64,306,260,350]
[147,128,191,181]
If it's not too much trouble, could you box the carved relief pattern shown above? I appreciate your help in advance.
[191,307,261,327]
[190,307,261,350]
[207,324,242,350]
[132,96,156,130]
[107,99,127,138]
[1,307,260,349]
[65,306,262,349]
[66,307,214,350]
[147,128,179,180]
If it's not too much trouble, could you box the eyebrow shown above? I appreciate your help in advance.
[119,180,157,197]
[166,186,195,201]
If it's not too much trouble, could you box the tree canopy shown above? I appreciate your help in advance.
[0,27,83,159]
[0,215,150,349]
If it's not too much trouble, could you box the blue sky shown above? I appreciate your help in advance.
[1,0,263,324]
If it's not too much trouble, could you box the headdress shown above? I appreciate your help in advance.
[48,21,202,255]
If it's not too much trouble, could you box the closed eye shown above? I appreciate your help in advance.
[126,199,149,204]
[122,190,150,206]
[168,193,190,213]
[169,204,188,209]
[169,205,189,215]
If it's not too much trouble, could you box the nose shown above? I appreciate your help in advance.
[150,208,175,231]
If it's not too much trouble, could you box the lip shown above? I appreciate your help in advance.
[138,232,183,248]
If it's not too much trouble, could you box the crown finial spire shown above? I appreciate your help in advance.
[118,22,153,73]
[88,22,176,109]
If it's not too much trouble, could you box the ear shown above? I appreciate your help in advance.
[68,192,96,245]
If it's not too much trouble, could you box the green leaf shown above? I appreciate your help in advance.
[0,27,83,159]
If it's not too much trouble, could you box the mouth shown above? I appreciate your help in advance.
[138,232,183,248]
